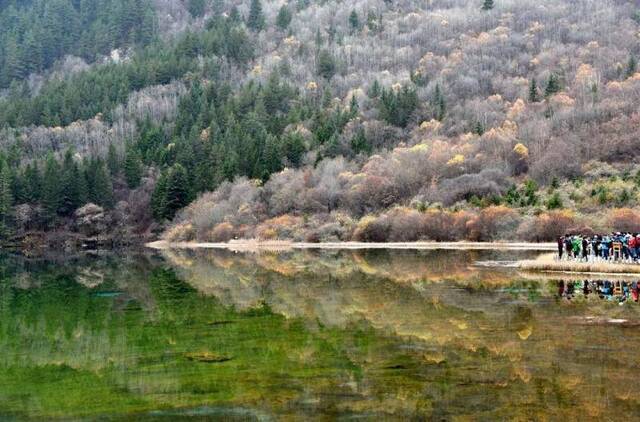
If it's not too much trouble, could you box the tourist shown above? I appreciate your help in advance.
[564,235,572,259]
[557,236,564,260]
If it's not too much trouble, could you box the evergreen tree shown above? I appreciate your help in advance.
[282,133,306,167]
[151,170,168,220]
[59,149,83,216]
[124,146,144,189]
[349,10,360,33]
[349,94,359,116]
[22,162,42,203]
[432,84,446,121]
[107,143,120,176]
[41,154,61,224]
[86,158,114,208]
[247,0,265,32]
[276,5,292,30]
[528,78,539,102]
[188,0,206,17]
[367,80,381,98]
[366,10,378,32]
[626,55,637,78]
[0,158,13,237]
[481,0,494,10]
[379,85,419,127]
[212,0,225,15]
[163,164,190,220]
[350,128,370,154]
[544,73,560,97]
[317,49,337,79]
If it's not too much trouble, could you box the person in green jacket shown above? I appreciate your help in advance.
[571,236,582,259]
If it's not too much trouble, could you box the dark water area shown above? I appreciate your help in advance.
[1,248,639,420]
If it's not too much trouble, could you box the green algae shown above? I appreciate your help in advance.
[0,250,640,420]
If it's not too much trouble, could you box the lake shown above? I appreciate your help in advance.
[1,248,640,420]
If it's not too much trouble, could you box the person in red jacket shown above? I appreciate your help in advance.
[629,235,637,261]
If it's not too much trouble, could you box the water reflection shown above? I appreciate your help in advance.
[0,249,639,420]
[557,279,640,303]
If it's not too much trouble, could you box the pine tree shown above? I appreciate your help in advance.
[87,158,114,208]
[107,143,120,176]
[124,146,143,189]
[433,84,446,121]
[481,0,494,10]
[349,10,360,34]
[276,5,292,30]
[163,164,190,220]
[528,78,539,102]
[151,170,168,220]
[247,0,265,32]
[317,49,336,79]
[212,0,225,15]
[367,80,381,98]
[349,94,359,116]
[0,159,13,237]
[42,154,61,224]
[350,128,370,154]
[366,10,378,32]
[473,121,485,135]
[282,133,306,167]
[59,149,83,216]
[188,0,206,17]
[260,134,282,179]
[544,74,560,97]
[626,55,637,78]
[23,162,42,203]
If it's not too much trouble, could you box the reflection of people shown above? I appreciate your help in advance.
[557,279,640,303]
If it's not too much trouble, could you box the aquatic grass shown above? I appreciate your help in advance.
[519,253,640,275]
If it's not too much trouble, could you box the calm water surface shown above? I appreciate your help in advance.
[1,249,640,420]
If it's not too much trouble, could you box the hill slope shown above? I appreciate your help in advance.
[0,0,639,246]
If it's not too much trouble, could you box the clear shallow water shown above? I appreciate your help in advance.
[1,249,640,420]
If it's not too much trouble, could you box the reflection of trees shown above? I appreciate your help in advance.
[2,250,640,419]
[161,248,640,420]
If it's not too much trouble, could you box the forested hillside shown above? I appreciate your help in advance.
[1,0,640,248]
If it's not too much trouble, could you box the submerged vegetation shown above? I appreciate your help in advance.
[2,250,640,419]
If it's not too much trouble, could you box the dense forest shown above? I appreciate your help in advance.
[1,0,640,248]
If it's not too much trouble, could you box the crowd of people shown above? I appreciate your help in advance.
[557,233,640,262]
[557,280,640,303]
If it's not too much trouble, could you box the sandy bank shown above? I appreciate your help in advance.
[519,253,640,275]
[147,240,557,251]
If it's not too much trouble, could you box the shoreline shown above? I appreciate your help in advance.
[519,253,640,275]
[146,240,557,251]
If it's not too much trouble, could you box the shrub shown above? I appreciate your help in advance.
[518,210,575,241]
[466,206,521,241]
[163,222,195,242]
[255,215,304,240]
[353,215,390,242]
[607,208,640,233]
[546,192,563,209]
[209,222,235,242]
[422,209,456,241]
[387,208,426,241]
[433,169,509,206]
